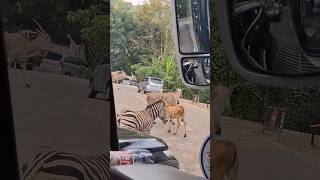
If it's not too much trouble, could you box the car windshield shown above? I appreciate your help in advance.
[45,52,62,61]
[149,78,162,84]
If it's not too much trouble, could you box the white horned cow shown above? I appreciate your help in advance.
[147,88,183,106]
[4,19,54,87]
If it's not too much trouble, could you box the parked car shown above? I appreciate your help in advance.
[88,57,111,98]
[118,127,179,168]
[40,51,87,77]
[138,76,164,93]
[121,76,137,86]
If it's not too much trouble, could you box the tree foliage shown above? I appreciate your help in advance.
[111,0,209,102]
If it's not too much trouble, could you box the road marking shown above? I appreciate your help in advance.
[84,110,107,125]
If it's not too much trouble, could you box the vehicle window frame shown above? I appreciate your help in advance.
[0,12,21,180]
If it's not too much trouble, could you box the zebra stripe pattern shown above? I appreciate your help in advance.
[117,100,166,134]
[21,151,109,180]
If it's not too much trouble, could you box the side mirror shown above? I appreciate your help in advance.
[216,1,320,88]
[182,57,210,86]
[171,0,210,89]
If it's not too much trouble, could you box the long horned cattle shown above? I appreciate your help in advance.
[4,19,54,88]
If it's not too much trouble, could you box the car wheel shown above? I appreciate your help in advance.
[88,80,97,98]
[65,72,71,76]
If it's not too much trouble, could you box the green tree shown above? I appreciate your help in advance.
[67,4,108,74]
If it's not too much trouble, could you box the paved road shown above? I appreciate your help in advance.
[220,116,320,180]
[113,83,210,176]
[9,70,108,168]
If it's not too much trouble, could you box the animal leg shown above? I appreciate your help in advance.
[182,118,187,138]
[173,119,180,135]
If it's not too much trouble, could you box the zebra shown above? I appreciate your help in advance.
[117,100,167,134]
[21,151,109,180]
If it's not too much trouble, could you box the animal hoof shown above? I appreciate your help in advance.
[184,134,187,138]
[173,133,177,135]
[168,129,171,133]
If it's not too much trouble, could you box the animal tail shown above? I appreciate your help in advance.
[227,143,239,180]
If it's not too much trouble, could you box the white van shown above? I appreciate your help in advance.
[40,51,87,77]
[138,76,164,93]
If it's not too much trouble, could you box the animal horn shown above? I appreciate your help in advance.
[32,19,48,34]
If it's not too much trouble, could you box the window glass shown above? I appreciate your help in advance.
[2,1,108,178]
[149,78,163,84]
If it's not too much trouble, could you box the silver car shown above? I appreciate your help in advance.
[138,76,164,93]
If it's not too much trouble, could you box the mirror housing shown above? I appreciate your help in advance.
[171,0,210,89]
[182,57,210,86]
[216,1,320,88]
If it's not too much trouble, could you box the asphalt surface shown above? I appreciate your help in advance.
[9,69,108,168]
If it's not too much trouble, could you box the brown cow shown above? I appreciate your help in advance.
[212,139,239,180]
[161,105,191,138]
[147,88,182,105]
